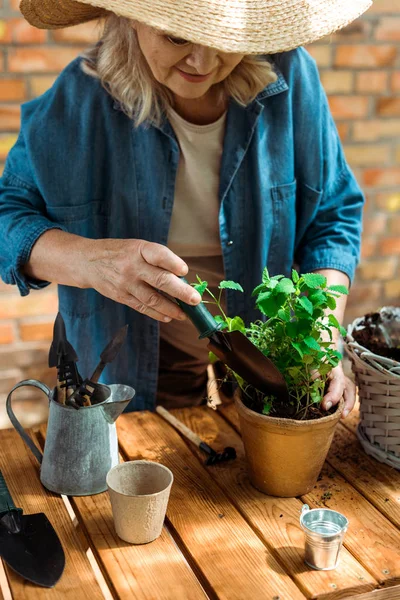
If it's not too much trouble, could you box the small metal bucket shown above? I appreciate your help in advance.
[300,504,349,570]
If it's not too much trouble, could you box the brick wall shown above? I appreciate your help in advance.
[0,0,399,395]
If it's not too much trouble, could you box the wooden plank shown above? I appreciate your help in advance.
[0,428,104,600]
[303,465,400,585]
[168,407,376,600]
[117,412,307,600]
[37,425,208,600]
[346,585,400,600]
[327,425,400,529]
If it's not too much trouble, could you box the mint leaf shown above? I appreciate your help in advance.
[328,285,348,295]
[292,269,299,283]
[276,278,295,294]
[193,281,208,296]
[328,314,341,329]
[251,283,265,297]
[219,280,244,292]
[291,341,304,358]
[229,316,246,332]
[304,336,320,351]
[302,273,327,288]
[326,295,337,310]
[262,267,270,283]
[298,296,313,315]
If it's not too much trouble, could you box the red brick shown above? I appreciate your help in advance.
[8,47,85,73]
[358,259,397,281]
[389,215,400,235]
[0,345,50,369]
[306,45,332,67]
[392,73,400,92]
[377,97,400,117]
[346,281,382,307]
[2,18,47,44]
[331,19,371,41]
[362,213,387,235]
[379,238,400,256]
[52,22,101,44]
[336,122,349,142]
[29,75,57,98]
[0,133,18,161]
[361,238,377,259]
[385,280,400,299]
[0,78,26,101]
[335,46,397,68]
[0,19,12,43]
[328,96,369,119]
[376,193,400,212]
[0,323,14,344]
[0,105,21,131]
[375,18,400,41]
[369,0,400,12]
[19,321,54,342]
[352,119,400,142]
[356,72,388,94]
[0,291,58,319]
[321,71,353,94]
[343,144,390,166]
[363,169,400,187]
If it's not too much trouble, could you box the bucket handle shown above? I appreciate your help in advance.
[6,379,51,465]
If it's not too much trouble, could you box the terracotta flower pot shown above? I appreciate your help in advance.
[235,390,344,497]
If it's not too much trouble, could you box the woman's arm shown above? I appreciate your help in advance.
[312,267,355,419]
[22,229,201,322]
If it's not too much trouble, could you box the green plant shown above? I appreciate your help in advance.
[192,269,348,420]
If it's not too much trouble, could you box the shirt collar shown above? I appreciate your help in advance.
[256,59,289,101]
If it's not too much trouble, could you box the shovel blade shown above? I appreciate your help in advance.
[0,512,65,588]
[208,330,289,401]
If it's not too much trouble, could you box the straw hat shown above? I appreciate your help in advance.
[20,0,372,54]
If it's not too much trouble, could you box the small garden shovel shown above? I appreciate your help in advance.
[176,290,289,401]
[0,471,65,587]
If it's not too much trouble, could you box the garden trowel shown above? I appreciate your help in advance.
[176,287,289,401]
[0,470,65,587]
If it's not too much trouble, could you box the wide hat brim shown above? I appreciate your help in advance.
[20,0,372,54]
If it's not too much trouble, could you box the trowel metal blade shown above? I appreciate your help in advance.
[208,330,289,401]
[0,512,65,588]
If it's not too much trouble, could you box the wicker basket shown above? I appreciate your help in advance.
[345,317,400,470]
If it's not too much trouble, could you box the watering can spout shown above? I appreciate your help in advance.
[102,384,136,423]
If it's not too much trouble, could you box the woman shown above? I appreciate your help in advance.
[0,0,371,413]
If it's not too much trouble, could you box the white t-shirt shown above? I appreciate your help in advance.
[160,107,227,362]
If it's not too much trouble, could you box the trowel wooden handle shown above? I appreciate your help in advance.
[156,406,202,447]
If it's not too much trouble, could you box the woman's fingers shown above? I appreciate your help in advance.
[127,281,187,321]
[139,240,188,276]
[342,376,356,419]
[322,363,356,419]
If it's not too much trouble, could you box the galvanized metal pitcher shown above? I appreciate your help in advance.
[6,379,135,496]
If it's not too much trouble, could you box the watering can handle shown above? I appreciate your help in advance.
[6,379,51,465]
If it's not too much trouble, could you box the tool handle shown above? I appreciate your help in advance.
[0,470,21,517]
[156,406,203,448]
[176,278,222,339]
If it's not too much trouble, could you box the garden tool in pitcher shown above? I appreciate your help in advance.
[6,314,135,496]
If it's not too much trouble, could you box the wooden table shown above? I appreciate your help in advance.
[1,400,400,600]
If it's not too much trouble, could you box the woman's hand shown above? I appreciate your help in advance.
[321,362,355,419]
[83,238,201,322]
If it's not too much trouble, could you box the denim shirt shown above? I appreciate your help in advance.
[0,48,364,411]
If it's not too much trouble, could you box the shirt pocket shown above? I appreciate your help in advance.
[268,180,297,274]
[46,200,110,239]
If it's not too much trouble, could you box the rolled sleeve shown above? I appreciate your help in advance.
[0,168,66,296]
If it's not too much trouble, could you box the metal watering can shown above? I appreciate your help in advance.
[6,379,135,496]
